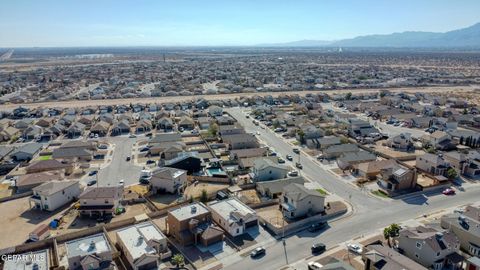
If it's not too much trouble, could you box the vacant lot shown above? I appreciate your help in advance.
[184,182,229,200]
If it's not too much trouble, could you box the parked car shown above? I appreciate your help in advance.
[443,188,456,195]
[146,160,156,165]
[286,155,293,161]
[288,170,299,177]
[126,156,131,161]
[88,170,98,176]
[119,179,125,185]
[293,148,300,154]
[295,162,303,169]
[129,134,137,138]
[347,243,363,254]
[311,243,326,254]
[250,247,266,257]
[139,179,150,185]
[87,180,97,186]
[308,261,323,270]
[308,222,327,232]
[139,147,150,152]
[277,157,285,164]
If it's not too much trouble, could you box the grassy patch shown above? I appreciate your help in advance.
[38,154,52,161]
[316,188,328,195]
[292,141,300,145]
[371,190,389,199]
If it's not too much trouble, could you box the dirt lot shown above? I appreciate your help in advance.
[373,141,425,160]
[149,193,182,209]
[237,189,262,204]
[256,205,294,228]
[183,182,229,200]
[0,196,67,249]
[0,183,14,198]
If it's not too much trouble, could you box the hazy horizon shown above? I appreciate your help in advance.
[1,0,480,47]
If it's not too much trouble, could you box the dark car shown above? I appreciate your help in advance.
[311,243,326,254]
[286,155,293,161]
[293,148,300,154]
[146,160,156,165]
[88,170,98,176]
[139,147,150,152]
[295,162,303,169]
[139,179,150,185]
[250,247,266,258]
[126,156,131,161]
[87,180,97,186]
[308,222,327,232]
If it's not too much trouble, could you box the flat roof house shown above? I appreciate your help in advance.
[208,197,258,237]
[65,233,115,270]
[3,249,49,270]
[116,221,171,270]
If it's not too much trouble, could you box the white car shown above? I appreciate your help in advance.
[308,261,323,270]
[119,179,125,185]
[288,170,299,177]
[347,243,363,254]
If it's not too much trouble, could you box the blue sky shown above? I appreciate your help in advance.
[1,0,480,47]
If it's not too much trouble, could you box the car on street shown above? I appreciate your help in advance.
[87,180,97,186]
[250,247,266,258]
[126,156,131,161]
[307,261,323,270]
[119,179,125,185]
[347,243,363,254]
[146,160,156,165]
[308,221,327,232]
[139,178,150,185]
[286,155,293,161]
[277,157,285,163]
[139,147,149,152]
[443,188,456,195]
[88,170,98,176]
[288,170,299,177]
[129,134,137,138]
[293,148,300,154]
[295,162,303,169]
[311,243,326,254]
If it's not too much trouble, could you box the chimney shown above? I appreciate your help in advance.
[191,205,197,214]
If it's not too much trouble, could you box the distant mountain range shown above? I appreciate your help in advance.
[258,22,480,48]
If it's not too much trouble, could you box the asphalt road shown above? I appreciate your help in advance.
[223,107,480,270]
[97,136,142,187]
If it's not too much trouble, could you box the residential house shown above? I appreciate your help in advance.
[422,131,454,150]
[440,205,480,256]
[157,117,173,131]
[66,122,86,138]
[22,125,43,140]
[316,136,342,150]
[252,158,289,181]
[178,116,195,130]
[397,226,463,270]
[52,146,93,162]
[387,133,414,151]
[216,115,236,125]
[167,202,224,246]
[296,124,324,142]
[149,133,182,144]
[0,126,19,142]
[377,166,417,194]
[230,148,267,160]
[208,197,258,237]
[111,120,131,136]
[337,151,377,170]
[444,151,480,178]
[208,105,223,116]
[26,159,73,174]
[29,180,82,211]
[416,153,449,176]
[149,142,185,160]
[354,159,397,180]
[164,152,202,174]
[322,144,359,159]
[78,186,123,217]
[150,167,187,194]
[65,233,115,270]
[348,119,379,138]
[10,142,43,161]
[222,134,259,150]
[362,243,428,270]
[280,183,325,219]
[116,221,171,270]
[90,121,110,137]
[466,257,480,270]
[256,176,305,199]
[135,119,152,134]
[197,117,211,130]
[218,124,245,136]
[3,249,49,270]
[16,171,64,193]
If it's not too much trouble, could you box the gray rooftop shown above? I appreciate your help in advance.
[65,233,112,258]
[3,249,49,270]
[169,202,210,222]
[116,221,167,261]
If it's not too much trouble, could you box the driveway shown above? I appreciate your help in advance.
[97,136,142,187]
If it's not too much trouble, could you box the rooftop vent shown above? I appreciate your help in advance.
[191,206,197,213]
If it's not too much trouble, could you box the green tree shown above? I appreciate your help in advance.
[463,108,468,115]
[172,254,185,268]
[447,168,458,180]
[297,129,305,144]
[345,92,352,100]
[383,223,401,247]
[200,189,208,203]
[208,123,218,136]
[379,91,387,98]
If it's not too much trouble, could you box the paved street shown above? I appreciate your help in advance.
[219,107,480,270]
[97,136,142,187]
